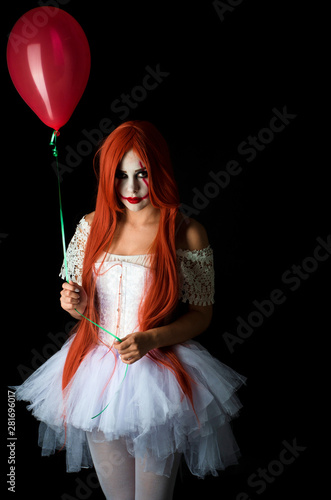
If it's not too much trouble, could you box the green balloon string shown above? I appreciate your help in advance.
[50,130,128,419]
[50,131,68,283]
[91,363,128,419]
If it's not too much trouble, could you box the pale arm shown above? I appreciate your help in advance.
[152,217,213,346]
[148,303,213,348]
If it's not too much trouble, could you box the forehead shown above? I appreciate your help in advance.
[118,149,144,170]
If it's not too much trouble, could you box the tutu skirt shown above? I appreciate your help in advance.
[13,336,246,477]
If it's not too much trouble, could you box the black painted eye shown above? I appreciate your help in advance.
[115,171,127,179]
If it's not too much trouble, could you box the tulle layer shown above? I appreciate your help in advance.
[13,337,246,477]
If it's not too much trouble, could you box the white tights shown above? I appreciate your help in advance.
[86,433,181,500]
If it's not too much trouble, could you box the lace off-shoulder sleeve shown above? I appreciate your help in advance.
[176,245,215,306]
[59,216,90,285]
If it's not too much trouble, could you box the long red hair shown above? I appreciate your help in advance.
[62,121,195,408]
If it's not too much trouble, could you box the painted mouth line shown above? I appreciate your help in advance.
[120,193,149,203]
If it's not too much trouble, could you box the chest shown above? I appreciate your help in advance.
[105,215,186,255]
[106,223,159,255]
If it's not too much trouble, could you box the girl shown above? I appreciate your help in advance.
[13,121,246,500]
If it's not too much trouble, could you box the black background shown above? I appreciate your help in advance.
[2,1,328,499]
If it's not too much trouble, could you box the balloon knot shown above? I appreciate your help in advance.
[49,130,59,157]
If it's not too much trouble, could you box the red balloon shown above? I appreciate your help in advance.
[7,7,91,131]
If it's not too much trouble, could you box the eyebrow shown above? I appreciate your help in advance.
[117,167,146,172]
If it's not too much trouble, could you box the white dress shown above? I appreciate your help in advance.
[13,216,246,477]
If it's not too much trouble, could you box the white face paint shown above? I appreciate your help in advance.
[115,149,150,212]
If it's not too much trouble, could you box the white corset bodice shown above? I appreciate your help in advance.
[94,254,153,346]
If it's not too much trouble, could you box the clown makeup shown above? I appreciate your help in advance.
[115,149,150,212]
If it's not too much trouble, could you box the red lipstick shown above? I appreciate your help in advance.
[126,197,142,204]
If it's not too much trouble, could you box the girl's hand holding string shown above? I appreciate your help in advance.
[114,331,156,364]
[60,279,88,319]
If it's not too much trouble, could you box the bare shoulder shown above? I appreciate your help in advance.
[175,213,209,251]
[84,211,95,226]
